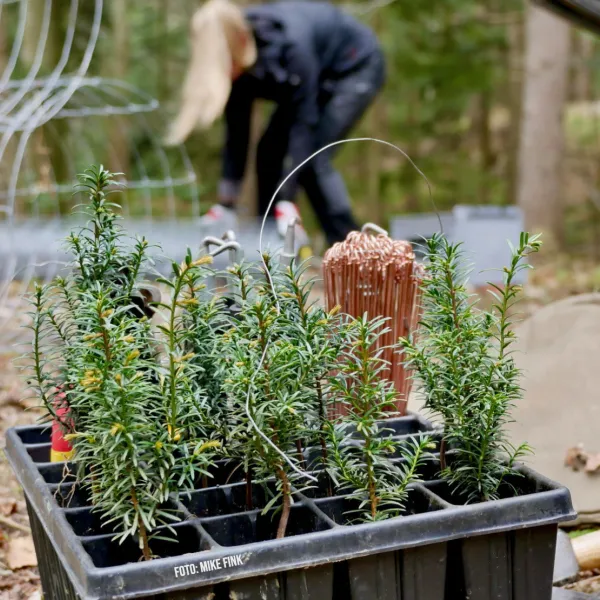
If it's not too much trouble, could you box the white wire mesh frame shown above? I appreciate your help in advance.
[0,89,197,210]
[0,78,160,125]
[0,0,200,350]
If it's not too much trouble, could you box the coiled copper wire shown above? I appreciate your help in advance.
[323,230,423,417]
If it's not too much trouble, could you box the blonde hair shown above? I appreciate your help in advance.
[164,0,257,145]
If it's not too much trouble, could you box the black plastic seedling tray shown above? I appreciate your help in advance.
[6,414,576,600]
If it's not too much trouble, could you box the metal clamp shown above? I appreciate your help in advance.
[202,231,242,264]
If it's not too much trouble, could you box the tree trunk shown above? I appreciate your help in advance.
[159,0,170,102]
[46,4,70,212]
[477,91,493,204]
[21,0,70,213]
[403,91,420,213]
[517,4,571,248]
[22,0,47,66]
[366,99,383,224]
[237,0,263,219]
[107,0,130,177]
[572,32,594,102]
[238,103,263,219]
[366,11,384,226]
[506,13,524,205]
[0,16,14,197]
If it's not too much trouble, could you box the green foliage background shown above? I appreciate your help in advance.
[5,0,600,249]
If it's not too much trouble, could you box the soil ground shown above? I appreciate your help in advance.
[0,351,41,599]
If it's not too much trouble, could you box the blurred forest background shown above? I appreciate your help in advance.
[1,0,600,269]
[3,4,600,597]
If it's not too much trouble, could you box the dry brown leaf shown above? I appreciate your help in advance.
[585,454,600,474]
[0,498,17,517]
[564,444,600,475]
[6,537,37,570]
[0,383,22,408]
[569,573,600,594]
[0,568,40,597]
[565,445,588,471]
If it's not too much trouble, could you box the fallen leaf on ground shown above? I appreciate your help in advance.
[585,453,600,474]
[0,498,17,517]
[565,445,600,474]
[0,383,23,408]
[567,573,600,594]
[0,568,40,598]
[565,445,588,471]
[6,537,37,570]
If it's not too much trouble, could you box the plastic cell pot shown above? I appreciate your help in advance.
[6,416,575,600]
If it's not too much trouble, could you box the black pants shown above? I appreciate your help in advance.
[255,50,386,245]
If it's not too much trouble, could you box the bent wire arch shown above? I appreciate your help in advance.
[0,0,199,350]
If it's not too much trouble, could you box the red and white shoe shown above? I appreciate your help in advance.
[274,201,302,238]
[198,204,237,232]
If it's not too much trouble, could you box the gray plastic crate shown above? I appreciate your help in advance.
[0,218,282,280]
[390,205,526,286]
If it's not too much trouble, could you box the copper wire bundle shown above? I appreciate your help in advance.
[322,225,423,417]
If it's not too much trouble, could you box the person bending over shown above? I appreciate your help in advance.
[166,0,386,247]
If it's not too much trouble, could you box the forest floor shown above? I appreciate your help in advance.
[563,571,600,596]
[1,258,600,598]
[0,351,41,600]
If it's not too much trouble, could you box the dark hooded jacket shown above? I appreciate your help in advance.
[221,1,380,202]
